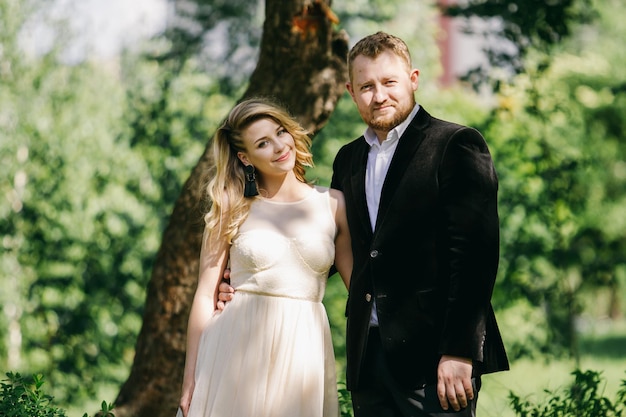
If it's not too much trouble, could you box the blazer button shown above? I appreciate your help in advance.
[369,250,379,258]
[365,293,372,302]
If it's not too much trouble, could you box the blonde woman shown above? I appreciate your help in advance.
[177,97,352,417]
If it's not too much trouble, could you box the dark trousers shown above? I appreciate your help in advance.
[351,327,480,417]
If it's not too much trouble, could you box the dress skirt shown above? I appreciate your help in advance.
[180,290,339,417]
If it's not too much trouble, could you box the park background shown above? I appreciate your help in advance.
[1,0,625,416]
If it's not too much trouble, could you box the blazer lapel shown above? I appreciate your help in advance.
[350,138,373,236]
[375,108,431,231]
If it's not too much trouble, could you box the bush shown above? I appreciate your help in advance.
[509,369,626,417]
[0,372,114,417]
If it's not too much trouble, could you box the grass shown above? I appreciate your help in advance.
[478,318,626,417]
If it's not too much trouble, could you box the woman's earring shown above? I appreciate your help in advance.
[243,165,259,197]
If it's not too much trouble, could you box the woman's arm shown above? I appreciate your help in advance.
[329,188,352,290]
[179,226,230,416]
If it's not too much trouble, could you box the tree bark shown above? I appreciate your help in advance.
[243,0,349,131]
[112,1,348,416]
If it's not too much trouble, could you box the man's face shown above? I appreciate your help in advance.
[347,50,419,141]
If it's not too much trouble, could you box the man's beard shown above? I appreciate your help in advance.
[367,101,414,133]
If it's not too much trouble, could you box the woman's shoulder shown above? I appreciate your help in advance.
[311,186,345,216]
[312,185,343,198]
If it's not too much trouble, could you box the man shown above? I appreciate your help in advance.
[220,31,509,416]
[333,31,509,416]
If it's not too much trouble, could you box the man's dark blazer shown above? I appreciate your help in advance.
[330,106,509,391]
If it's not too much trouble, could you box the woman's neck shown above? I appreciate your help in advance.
[258,174,310,202]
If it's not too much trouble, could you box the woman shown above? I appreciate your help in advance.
[177,97,352,417]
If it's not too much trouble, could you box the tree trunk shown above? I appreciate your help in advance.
[112,1,348,416]
[243,0,349,131]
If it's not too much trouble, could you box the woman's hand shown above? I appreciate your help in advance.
[178,379,195,417]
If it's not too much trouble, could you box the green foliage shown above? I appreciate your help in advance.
[509,369,626,417]
[309,94,364,186]
[493,299,551,359]
[0,0,209,406]
[158,0,261,93]
[119,50,227,218]
[92,402,116,417]
[443,0,598,89]
[0,372,115,417]
[0,372,67,417]
[474,0,626,358]
[337,381,353,417]
[0,50,157,401]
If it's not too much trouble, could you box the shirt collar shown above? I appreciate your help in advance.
[364,103,421,148]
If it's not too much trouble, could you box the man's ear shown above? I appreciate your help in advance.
[346,82,355,100]
[410,68,420,91]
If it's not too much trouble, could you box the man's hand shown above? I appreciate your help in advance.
[436,355,473,411]
[216,268,234,311]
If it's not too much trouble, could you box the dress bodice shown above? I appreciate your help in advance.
[229,186,336,302]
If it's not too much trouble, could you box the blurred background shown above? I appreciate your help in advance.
[1,0,625,416]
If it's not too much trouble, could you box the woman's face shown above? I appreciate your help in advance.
[237,118,296,178]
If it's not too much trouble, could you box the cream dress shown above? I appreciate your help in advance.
[181,185,340,417]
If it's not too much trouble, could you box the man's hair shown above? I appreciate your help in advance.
[347,32,413,82]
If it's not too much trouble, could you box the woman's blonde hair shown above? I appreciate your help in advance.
[205,97,314,243]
